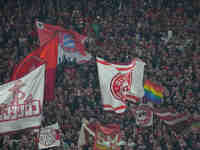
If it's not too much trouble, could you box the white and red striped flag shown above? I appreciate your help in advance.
[154,108,191,125]
[97,57,145,113]
[131,105,191,128]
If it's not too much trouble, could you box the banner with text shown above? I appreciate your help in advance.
[39,123,61,149]
[0,65,45,134]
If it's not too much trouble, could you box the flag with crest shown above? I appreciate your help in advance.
[97,57,145,113]
[36,21,91,64]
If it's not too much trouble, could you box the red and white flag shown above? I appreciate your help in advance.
[36,21,91,64]
[11,36,59,101]
[93,123,121,150]
[154,109,191,125]
[38,123,61,149]
[97,57,145,113]
[11,56,45,80]
[0,65,45,134]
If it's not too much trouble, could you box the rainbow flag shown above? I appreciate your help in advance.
[144,80,164,104]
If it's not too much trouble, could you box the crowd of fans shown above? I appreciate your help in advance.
[0,0,200,149]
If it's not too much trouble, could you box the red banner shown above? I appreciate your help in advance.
[93,124,121,150]
[11,35,59,101]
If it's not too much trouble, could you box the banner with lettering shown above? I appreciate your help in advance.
[0,65,45,134]
[38,123,61,149]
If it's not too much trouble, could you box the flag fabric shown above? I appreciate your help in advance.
[131,105,191,127]
[97,57,145,113]
[144,80,164,104]
[154,108,191,125]
[0,65,45,134]
[38,123,61,149]
[58,32,91,64]
[93,123,121,150]
[36,21,91,64]
[78,122,88,148]
[78,119,96,149]
[36,21,65,46]
[11,56,45,81]
[11,36,59,101]
[135,103,153,127]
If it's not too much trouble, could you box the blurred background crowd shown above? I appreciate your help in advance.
[0,0,200,149]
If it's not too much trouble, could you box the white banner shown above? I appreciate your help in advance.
[97,57,145,113]
[39,123,60,149]
[0,65,45,134]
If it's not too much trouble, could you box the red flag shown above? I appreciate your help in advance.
[11,35,59,101]
[94,123,121,150]
[36,21,65,46]
[36,21,87,56]
[11,55,45,80]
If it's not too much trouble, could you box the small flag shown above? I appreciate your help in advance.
[154,108,191,125]
[135,103,153,127]
[144,80,164,104]
[38,123,61,149]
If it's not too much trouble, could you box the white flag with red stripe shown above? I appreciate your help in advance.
[154,109,191,125]
[131,105,191,127]
[97,57,145,113]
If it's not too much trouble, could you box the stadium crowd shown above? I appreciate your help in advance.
[0,0,200,149]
